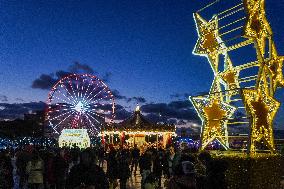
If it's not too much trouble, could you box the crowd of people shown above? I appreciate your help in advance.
[0,144,229,189]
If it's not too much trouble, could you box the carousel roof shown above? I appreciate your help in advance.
[104,105,175,132]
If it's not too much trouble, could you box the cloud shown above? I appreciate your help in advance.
[115,108,132,120]
[140,100,199,122]
[168,100,192,109]
[68,61,94,74]
[170,93,191,99]
[15,98,24,102]
[168,118,177,124]
[55,70,72,78]
[102,72,112,82]
[31,62,104,90]
[144,113,168,123]
[196,91,208,96]
[127,96,147,103]
[112,90,127,100]
[0,95,8,102]
[177,120,187,125]
[96,103,124,112]
[112,90,146,103]
[0,102,45,120]
[31,74,57,89]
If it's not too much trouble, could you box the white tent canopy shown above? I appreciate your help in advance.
[59,129,90,149]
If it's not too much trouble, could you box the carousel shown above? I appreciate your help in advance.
[101,105,176,148]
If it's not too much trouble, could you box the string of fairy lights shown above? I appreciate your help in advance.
[190,0,284,153]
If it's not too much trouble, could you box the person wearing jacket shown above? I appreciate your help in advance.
[26,150,44,189]
[53,149,69,189]
[106,145,119,189]
[167,160,197,189]
[139,150,152,189]
[153,149,164,187]
[66,149,109,189]
[117,149,131,189]
[0,151,14,189]
[131,144,140,176]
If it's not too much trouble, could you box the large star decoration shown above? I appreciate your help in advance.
[242,72,280,153]
[266,43,284,93]
[220,56,240,99]
[193,13,226,73]
[243,0,272,56]
[190,94,236,150]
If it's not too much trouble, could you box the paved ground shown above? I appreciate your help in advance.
[126,168,166,189]
[100,161,165,189]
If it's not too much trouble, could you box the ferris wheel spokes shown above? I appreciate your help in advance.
[46,74,115,136]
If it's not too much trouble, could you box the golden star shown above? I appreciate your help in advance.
[190,83,236,150]
[193,13,226,73]
[266,43,284,93]
[220,56,240,99]
[242,71,280,153]
[243,0,272,56]
[209,76,223,99]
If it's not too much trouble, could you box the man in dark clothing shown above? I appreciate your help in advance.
[117,149,130,189]
[153,149,164,187]
[16,149,32,189]
[107,145,118,189]
[53,149,69,189]
[66,149,109,189]
[168,160,197,189]
[98,146,105,167]
[131,145,140,176]
[0,151,14,189]
[139,150,152,188]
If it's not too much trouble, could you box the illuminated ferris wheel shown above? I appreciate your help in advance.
[45,74,115,136]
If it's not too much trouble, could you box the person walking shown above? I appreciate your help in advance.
[66,149,109,189]
[153,149,164,188]
[106,145,118,189]
[98,146,105,168]
[167,160,197,189]
[16,148,32,189]
[117,149,131,189]
[131,144,140,176]
[0,151,14,189]
[26,150,44,189]
[53,149,69,189]
[139,150,152,189]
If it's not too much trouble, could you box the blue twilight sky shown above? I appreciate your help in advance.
[0,0,283,127]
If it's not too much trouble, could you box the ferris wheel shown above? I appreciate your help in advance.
[45,74,115,136]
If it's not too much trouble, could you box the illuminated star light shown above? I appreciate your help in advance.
[190,80,236,150]
[220,55,240,101]
[243,0,272,56]
[193,13,226,74]
[266,42,284,93]
[242,70,280,153]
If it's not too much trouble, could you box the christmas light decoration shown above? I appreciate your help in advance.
[45,74,115,137]
[193,13,226,74]
[266,42,284,93]
[220,55,240,100]
[243,0,272,56]
[58,129,90,149]
[190,94,236,150]
[242,71,280,153]
[191,0,284,153]
[101,105,176,147]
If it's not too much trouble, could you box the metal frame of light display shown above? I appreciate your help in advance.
[190,0,284,153]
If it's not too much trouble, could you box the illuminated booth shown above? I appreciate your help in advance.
[59,129,90,149]
[101,106,176,148]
